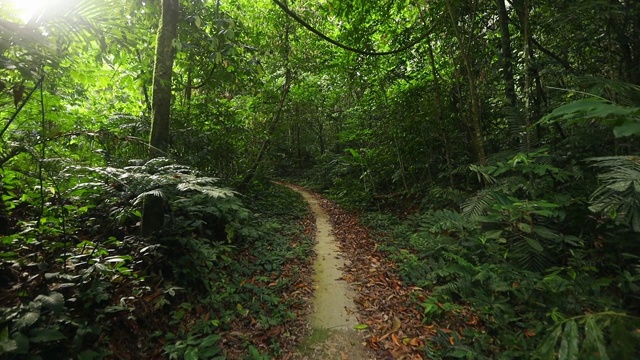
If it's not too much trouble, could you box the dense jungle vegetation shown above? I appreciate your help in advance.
[1,0,639,358]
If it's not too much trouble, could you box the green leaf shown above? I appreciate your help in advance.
[540,338,558,359]
[533,225,560,240]
[558,320,579,360]
[29,328,66,343]
[12,333,29,355]
[525,237,544,252]
[198,334,221,348]
[610,318,636,359]
[34,292,64,314]
[172,38,182,52]
[15,311,40,330]
[449,349,472,358]
[0,339,18,353]
[184,347,198,360]
[353,324,369,330]
[542,98,640,123]
[103,305,127,313]
[517,222,533,233]
[584,317,610,360]
[613,122,640,137]
[484,230,503,239]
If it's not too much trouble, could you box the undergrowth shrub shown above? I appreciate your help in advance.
[0,156,312,359]
[364,147,640,359]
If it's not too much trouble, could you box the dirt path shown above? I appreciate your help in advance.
[279,184,444,360]
[286,185,375,360]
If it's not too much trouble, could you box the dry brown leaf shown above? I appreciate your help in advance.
[409,337,420,347]
[466,315,479,325]
[392,333,401,347]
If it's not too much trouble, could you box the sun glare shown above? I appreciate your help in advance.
[5,0,56,23]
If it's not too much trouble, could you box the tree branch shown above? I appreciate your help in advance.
[271,0,437,56]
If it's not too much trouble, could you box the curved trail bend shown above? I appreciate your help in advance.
[285,185,374,360]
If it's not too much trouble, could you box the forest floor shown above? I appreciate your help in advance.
[282,184,438,360]
[286,185,374,360]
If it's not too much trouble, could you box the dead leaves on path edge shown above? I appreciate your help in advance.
[317,197,432,359]
[280,185,478,359]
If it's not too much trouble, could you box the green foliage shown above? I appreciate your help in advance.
[361,142,640,358]
[63,157,240,228]
[158,182,313,358]
[0,164,311,357]
[163,333,224,360]
[3,0,640,357]
[588,156,640,232]
[536,313,640,360]
[541,98,640,138]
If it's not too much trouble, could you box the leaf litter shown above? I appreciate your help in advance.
[289,187,481,359]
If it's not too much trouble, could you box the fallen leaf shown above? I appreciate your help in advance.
[392,333,401,347]
[408,337,420,347]
[390,316,402,332]
[370,336,380,349]
[466,316,479,325]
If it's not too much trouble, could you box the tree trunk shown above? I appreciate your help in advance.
[141,0,179,237]
[445,0,487,165]
[515,0,533,152]
[426,35,454,187]
[496,0,517,109]
[318,120,325,155]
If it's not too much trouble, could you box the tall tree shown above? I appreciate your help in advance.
[496,0,517,109]
[445,0,487,165]
[141,0,179,236]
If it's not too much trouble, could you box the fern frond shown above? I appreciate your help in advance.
[176,183,235,199]
[469,164,497,185]
[588,156,640,232]
[462,190,495,218]
[511,239,553,272]
[132,189,165,206]
[577,76,640,106]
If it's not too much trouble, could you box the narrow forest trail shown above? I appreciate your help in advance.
[285,185,375,360]
[280,184,439,360]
